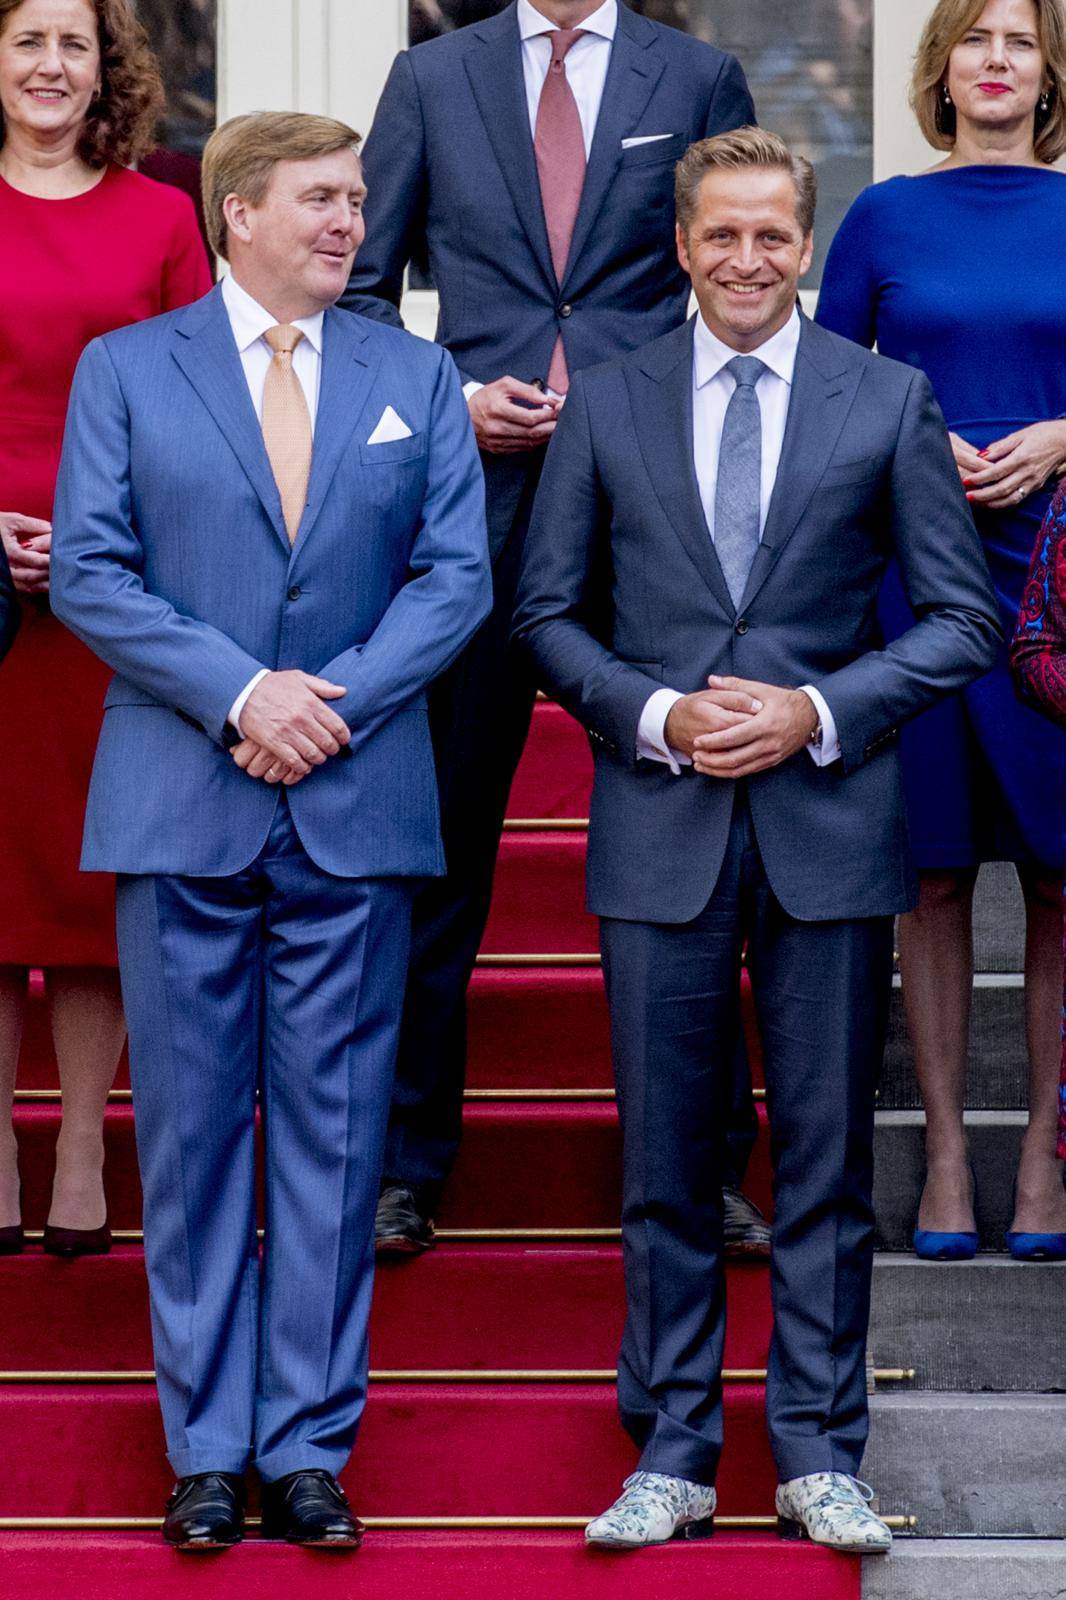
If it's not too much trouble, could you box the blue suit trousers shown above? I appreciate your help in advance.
[601,794,894,1486]
[116,797,413,1482]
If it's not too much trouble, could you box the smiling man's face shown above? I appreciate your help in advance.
[228,147,366,318]
[677,167,813,352]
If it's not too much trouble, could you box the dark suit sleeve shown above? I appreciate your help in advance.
[513,373,666,764]
[338,51,428,331]
[0,540,19,664]
[704,51,756,136]
[811,370,1001,772]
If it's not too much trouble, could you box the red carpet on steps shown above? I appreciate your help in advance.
[0,1384,778,1517]
[0,1246,773,1370]
[1,697,844,1596]
[0,1532,860,1600]
[10,1100,774,1229]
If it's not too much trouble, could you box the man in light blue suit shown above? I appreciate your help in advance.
[50,112,490,1551]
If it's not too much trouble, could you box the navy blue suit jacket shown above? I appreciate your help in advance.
[50,286,491,880]
[340,1,754,389]
[514,316,1002,924]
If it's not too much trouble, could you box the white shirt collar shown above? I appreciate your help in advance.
[693,306,802,390]
[517,0,617,42]
[220,271,325,357]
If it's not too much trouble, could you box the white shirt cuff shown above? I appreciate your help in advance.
[462,381,485,400]
[228,669,270,736]
[636,687,690,774]
[799,685,841,766]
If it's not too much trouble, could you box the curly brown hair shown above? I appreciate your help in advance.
[0,0,165,167]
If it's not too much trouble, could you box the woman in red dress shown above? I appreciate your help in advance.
[0,0,211,1254]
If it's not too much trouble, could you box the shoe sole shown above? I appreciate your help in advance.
[168,1537,243,1553]
[375,1233,435,1256]
[777,1516,890,1554]
[723,1239,772,1260]
[586,1518,716,1551]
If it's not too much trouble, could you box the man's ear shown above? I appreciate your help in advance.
[676,221,691,277]
[800,230,815,279]
[222,192,253,246]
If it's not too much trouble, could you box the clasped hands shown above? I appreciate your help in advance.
[951,422,1066,509]
[664,675,819,780]
[231,670,350,786]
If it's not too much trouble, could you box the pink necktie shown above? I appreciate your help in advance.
[534,28,587,395]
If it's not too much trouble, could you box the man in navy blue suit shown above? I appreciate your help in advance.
[51,112,490,1551]
[341,0,761,1253]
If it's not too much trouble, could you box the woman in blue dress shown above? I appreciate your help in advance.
[817,0,1066,1259]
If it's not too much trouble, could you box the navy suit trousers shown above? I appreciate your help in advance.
[116,797,413,1482]
[601,793,894,1485]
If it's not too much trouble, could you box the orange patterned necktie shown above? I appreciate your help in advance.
[262,324,312,544]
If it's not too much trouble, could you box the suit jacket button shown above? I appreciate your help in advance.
[559,303,572,318]
[734,617,749,635]
[287,585,302,601]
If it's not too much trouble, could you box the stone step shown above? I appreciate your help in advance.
[880,979,1028,1112]
[862,1539,1066,1600]
[872,1111,1035,1252]
[866,1393,1066,1536]
[868,1256,1066,1393]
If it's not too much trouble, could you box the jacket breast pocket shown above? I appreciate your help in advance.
[619,133,685,169]
[358,432,426,466]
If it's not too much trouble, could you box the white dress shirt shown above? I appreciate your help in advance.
[636,307,841,771]
[462,0,618,403]
[221,272,326,733]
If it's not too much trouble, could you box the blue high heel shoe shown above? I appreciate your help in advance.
[913,1163,979,1260]
[912,1229,978,1261]
[1006,1232,1066,1262]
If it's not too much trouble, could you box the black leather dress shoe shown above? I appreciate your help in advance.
[260,1469,364,1547]
[723,1186,772,1259]
[375,1182,436,1256]
[162,1472,246,1550]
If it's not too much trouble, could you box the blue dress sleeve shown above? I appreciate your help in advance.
[814,186,880,351]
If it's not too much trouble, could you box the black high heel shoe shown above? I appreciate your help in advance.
[42,1220,111,1257]
[0,1185,25,1255]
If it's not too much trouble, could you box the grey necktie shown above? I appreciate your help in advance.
[714,355,766,609]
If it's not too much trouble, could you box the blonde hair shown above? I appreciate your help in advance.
[911,0,1066,162]
[675,127,817,237]
[201,111,362,259]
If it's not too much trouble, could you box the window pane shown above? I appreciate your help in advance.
[132,0,217,242]
[407,0,873,286]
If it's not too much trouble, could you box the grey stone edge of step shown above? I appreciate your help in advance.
[862,1539,1066,1600]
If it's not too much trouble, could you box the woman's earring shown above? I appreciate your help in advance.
[940,83,953,105]
[1040,91,1051,113]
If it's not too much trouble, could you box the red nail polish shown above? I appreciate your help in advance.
[966,492,975,501]
[977,449,988,458]
[963,479,973,488]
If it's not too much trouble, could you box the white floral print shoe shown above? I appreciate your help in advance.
[776,1473,892,1553]
[585,1471,716,1550]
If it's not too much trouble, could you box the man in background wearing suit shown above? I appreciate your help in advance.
[51,112,490,1552]
[342,0,764,1256]
[515,129,1000,1552]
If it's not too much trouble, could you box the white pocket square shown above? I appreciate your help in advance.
[367,406,413,444]
[621,133,675,149]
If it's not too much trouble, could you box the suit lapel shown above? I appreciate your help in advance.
[170,287,291,554]
[563,7,663,287]
[464,6,556,294]
[738,315,863,612]
[293,307,382,551]
[629,319,735,620]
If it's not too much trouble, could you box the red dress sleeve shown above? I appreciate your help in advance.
[161,187,213,311]
[1011,481,1066,726]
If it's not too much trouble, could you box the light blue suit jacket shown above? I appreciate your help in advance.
[50,285,491,879]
